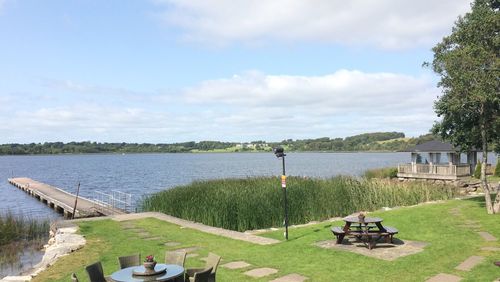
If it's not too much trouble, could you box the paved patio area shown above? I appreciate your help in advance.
[316,238,428,261]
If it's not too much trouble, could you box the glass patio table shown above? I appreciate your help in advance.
[110,263,184,282]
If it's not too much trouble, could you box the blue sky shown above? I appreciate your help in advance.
[0,0,471,143]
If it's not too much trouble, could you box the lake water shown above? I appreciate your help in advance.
[0,152,496,217]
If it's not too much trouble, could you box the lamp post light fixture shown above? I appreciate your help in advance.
[273,146,288,240]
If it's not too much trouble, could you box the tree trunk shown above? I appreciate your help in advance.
[480,127,493,214]
[493,191,500,213]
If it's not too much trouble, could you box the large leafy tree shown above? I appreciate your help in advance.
[429,0,499,213]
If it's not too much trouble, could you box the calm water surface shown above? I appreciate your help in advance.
[0,152,410,217]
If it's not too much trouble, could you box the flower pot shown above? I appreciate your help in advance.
[143,261,157,273]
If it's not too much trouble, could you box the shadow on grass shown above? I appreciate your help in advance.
[463,193,497,208]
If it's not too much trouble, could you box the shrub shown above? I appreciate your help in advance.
[364,167,398,179]
[495,158,500,177]
[140,176,459,232]
[474,163,482,179]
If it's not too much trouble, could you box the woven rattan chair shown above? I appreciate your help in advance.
[185,253,220,282]
[85,261,111,282]
[189,267,213,282]
[165,250,187,267]
[118,253,140,269]
[71,273,79,282]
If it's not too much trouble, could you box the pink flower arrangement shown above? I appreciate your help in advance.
[145,255,155,262]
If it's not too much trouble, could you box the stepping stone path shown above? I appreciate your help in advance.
[164,242,181,247]
[481,247,500,251]
[144,236,162,240]
[455,255,485,271]
[173,247,199,253]
[126,228,145,232]
[137,232,151,238]
[458,224,481,229]
[270,273,309,282]
[426,273,462,282]
[186,253,199,258]
[244,267,278,278]
[477,231,497,241]
[221,261,251,270]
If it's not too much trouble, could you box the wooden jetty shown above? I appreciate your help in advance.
[8,177,127,219]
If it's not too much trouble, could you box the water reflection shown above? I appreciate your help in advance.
[0,238,47,278]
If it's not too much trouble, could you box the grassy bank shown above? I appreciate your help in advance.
[34,197,500,282]
[0,212,50,246]
[140,176,459,231]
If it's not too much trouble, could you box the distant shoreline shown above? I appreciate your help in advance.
[0,150,405,157]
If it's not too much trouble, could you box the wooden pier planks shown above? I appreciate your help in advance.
[7,177,125,218]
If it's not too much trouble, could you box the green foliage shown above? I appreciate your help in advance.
[428,0,500,212]
[364,167,398,179]
[429,0,499,152]
[494,159,500,177]
[0,212,50,246]
[0,132,442,155]
[474,163,482,179]
[140,176,459,232]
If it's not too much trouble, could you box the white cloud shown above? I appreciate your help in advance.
[1,70,439,143]
[184,69,437,113]
[154,0,470,49]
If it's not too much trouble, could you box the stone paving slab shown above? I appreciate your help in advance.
[426,273,462,282]
[455,255,485,271]
[458,224,482,229]
[481,247,500,251]
[173,247,199,253]
[144,236,162,240]
[186,253,199,258]
[464,220,479,225]
[270,273,309,282]
[137,232,151,238]
[222,261,251,269]
[111,212,280,245]
[477,231,497,241]
[244,267,278,278]
[164,242,181,247]
[316,238,428,261]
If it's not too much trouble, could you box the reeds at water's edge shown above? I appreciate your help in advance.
[140,176,459,232]
[0,212,50,246]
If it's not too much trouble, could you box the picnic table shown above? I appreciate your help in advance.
[331,216,398,250]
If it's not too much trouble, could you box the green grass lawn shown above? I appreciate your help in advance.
[33,197,499,282]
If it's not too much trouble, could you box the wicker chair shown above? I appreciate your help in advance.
[85,261,112,282]
[118,253,140,269]
[165,250,187,267]
[185,253,221,282]
[71,273,79,282]
[189,267,213,282]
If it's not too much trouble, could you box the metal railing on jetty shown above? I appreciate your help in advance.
[93,190,133,215]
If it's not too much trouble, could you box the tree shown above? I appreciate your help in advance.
[428,0,500,213]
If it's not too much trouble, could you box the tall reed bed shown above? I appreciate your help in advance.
[0,212,50,246]
[363,167,398,179]
[140,176,458,231]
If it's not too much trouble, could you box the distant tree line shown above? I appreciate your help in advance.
[0,132,437,155]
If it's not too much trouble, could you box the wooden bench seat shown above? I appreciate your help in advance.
[331,227,345,243]
[383,226,398,243]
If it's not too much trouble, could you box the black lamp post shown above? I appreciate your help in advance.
[273,147,288,240]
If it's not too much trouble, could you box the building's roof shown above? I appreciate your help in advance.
[407,140,479,153]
